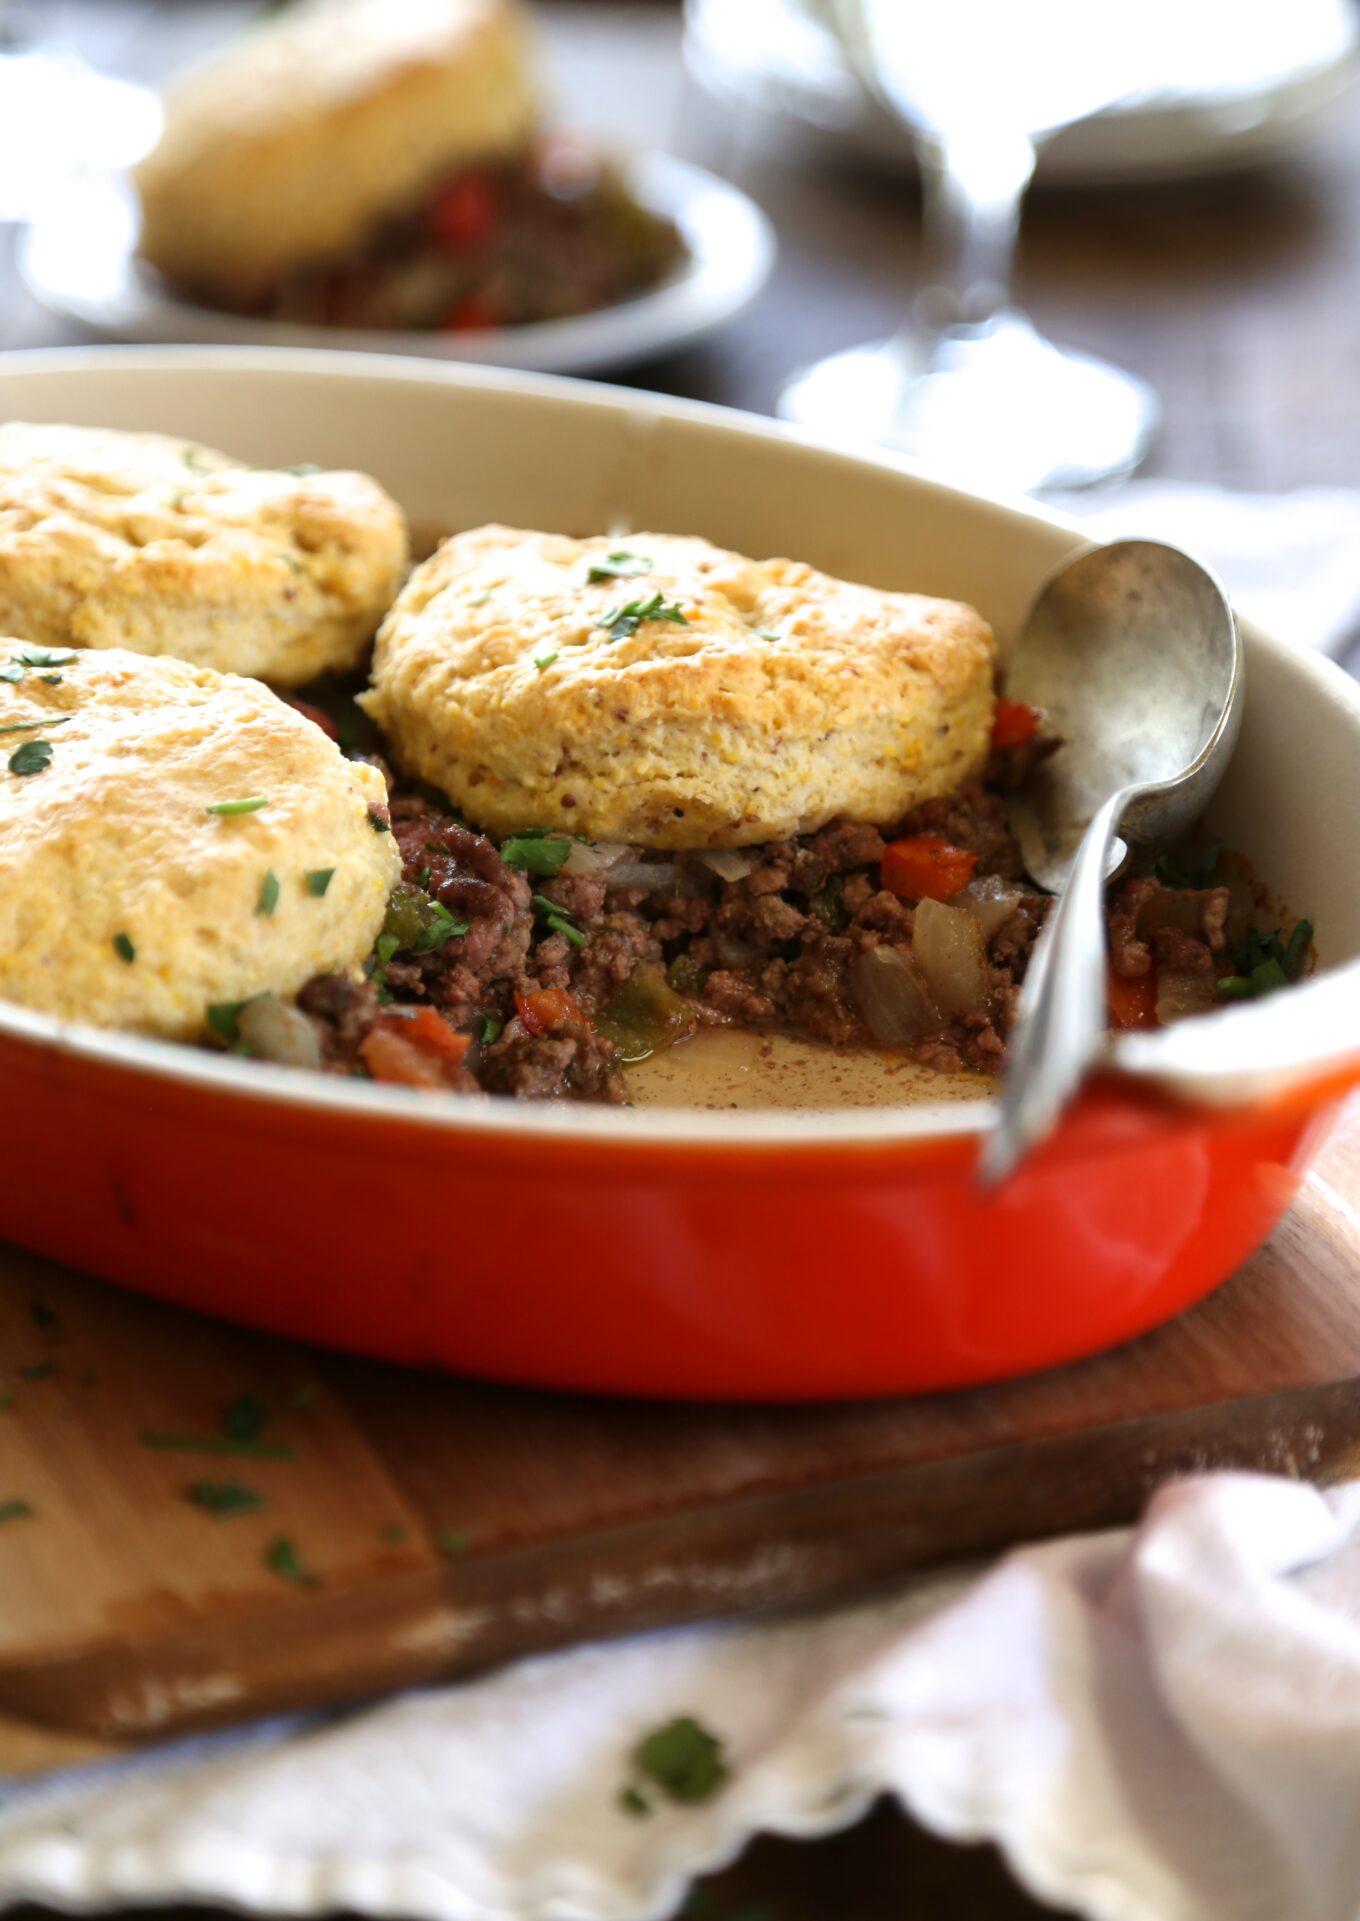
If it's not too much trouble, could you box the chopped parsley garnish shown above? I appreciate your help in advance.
[184,1480,264,1517]
[40,674,62,686]
[375,933,400,966]
[0,666,21,684]
[17,1362,53,1381]
[469,590,493,607]
[597,592,689,639]
[207,994,267,1044]
[279,462,321,477]
[1216,920,1313,1000]
[281,552,306,576]
[264,1535,319,1586]
[437,1527,470,1555]
[368,807,392,834]
[0,717,70,736]
[256,869,281,917]
[500,833,571,877]
[533,650,559,673]
[138,1430,294,1460]
[588,550,653,582]
[205,795,269,816]
[181,447,213,472]
[112,932,135,964]
[619,1717,729,1817]
[532,893,585,949]
[1153,841,1222,890]
[409,899,469,954]
[480,1014,503,1045]
[7,739,53,777]
[0,1499,33,1526]
[223,1392,269,1442]
[29,1302,58,1331]
[14,649,74,668]
[305,867,335,897]
[755,630,783,642]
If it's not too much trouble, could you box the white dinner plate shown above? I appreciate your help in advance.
[685,0,1360,184]
[18,153,776,377]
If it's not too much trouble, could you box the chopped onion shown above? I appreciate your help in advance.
[605,859,682,893]
[697,848,755,883]
[956,875,1025,941]
[562,840,629,877]
[913,897,991,1017]
[237,995,324,1071]
[850,946,941,1048]
[1155,969,1217,1024]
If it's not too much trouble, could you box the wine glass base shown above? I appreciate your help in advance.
[777,315,1160,494]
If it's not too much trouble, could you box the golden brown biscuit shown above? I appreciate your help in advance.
[0,423,408,687]
[0,646,400,1037]
[361,526,997,847]
[135,0,538,301]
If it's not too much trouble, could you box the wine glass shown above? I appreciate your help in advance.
[778,0,1161,493]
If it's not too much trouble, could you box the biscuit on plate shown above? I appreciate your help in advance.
[135,0,538,303]
[361,525,997,848]
[0,423,408,687]
[0,646,400,1038]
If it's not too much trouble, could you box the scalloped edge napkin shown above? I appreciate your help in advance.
[7,1474,1360,1921]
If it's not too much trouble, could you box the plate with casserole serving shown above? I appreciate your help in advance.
[19,0,774,376]
[0,344,1357,1403]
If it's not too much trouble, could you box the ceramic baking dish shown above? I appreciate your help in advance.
[0,346,1357,1398]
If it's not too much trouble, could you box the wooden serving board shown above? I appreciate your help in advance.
[6,1100,1360,1774]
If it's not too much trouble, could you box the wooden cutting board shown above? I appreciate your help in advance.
[5,1098,1360,1774]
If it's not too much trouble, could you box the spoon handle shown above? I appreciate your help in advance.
[979,787,1130,1187]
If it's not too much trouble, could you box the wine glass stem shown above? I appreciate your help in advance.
[908,128,1037,363]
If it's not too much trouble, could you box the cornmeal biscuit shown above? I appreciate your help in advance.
[362,526,997,847]
[135,0,538,302]
[0,646,400,1037]
[0,423,408,686]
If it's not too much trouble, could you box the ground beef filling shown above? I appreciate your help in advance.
[175,139,685,331]
[290,756,1261,1104]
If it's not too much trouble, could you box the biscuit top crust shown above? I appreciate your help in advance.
[363,525,998,848]
[0,422,409,687]
[136,0,538,296]
[0,645,400,1038]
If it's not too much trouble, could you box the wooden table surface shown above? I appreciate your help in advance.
[4,3,1359,1916]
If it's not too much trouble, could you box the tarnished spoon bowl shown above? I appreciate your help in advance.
[982,539,1242,1185]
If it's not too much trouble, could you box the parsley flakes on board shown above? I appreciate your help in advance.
[184,1481,264,1517]
[264,1535,319,1586]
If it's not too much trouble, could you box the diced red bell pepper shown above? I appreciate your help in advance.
[881,834,978,903]
[1106,964,1159,1031]
[515,987,589,1037]
[428,172,500,252]
[360,1009,472,1087]
[991,697,1044,750]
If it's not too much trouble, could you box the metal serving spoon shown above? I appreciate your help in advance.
[979,539,1241,1187]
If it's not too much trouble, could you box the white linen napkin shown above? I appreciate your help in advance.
[4,485,1360,1921]
[8,1473,1360,1921]
[1051,480,1360,662]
